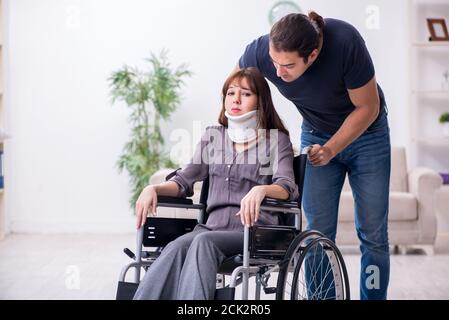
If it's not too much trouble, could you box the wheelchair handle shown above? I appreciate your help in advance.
[301,145,312,155]
[123,248,136,260]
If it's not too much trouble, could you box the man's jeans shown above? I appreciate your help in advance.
[300,114,391,300]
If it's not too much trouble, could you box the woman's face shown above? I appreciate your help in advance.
[224,77,258,116]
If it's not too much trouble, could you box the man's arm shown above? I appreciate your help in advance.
[309,76,380,166]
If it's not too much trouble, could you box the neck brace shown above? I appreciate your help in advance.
[225,110,258,143]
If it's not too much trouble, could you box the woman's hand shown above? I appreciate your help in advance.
[236,186,267,226]
[135,185,158,229]
[308,144,335,166]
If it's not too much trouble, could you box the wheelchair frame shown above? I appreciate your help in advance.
[117,147,350,300]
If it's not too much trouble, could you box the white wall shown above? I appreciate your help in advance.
[5,0,409,233]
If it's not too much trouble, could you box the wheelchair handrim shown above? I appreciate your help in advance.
[290,237,347,300]
[275,231,350,300]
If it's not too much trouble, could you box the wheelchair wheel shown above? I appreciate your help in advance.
[276,232,350,300]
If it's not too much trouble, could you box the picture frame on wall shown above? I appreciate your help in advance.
[426,18,449,41]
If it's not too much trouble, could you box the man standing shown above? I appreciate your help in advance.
[235,12,390,299]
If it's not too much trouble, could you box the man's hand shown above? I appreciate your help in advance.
[308,144,335,166]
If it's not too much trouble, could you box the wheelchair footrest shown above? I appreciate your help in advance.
[116,281,139,300]
[214,288,235,300]
[263,287,277,294]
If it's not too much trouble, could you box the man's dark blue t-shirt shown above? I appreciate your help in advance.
[239,18,386,135]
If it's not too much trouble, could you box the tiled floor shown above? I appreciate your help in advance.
[0,233,448,300]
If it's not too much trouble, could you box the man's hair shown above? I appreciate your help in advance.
[270,11,325,64]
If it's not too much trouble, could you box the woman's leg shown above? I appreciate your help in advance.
[133,226,208,300]
[177,230,244,300]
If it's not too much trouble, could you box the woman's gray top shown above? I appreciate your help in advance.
[170,125,299,231]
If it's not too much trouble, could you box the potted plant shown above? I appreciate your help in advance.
[440,112,449,138]
[109,50,192,209]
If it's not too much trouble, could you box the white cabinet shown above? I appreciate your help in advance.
[408,0,449,173]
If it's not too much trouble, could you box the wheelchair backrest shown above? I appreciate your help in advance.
[293,154,307,208]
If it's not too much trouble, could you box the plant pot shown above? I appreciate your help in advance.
[443,122,449,138]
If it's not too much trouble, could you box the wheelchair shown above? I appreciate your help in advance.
[116,147,350,300]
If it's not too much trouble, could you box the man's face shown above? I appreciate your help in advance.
[269,44,317,82]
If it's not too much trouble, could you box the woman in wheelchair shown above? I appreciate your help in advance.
[133,67,299,300]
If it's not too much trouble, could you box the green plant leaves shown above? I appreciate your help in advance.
[440,112,449,123]
[109,50,192,210]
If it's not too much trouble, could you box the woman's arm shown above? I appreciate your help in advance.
[153,181,180,197]
[135,181,180,228]
[238,133,298,226]
[135,127,214,228]
[258,184,289,200]
[237,184,289,226]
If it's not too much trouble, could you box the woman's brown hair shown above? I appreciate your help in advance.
[270,11,325,64]
[218,67,289,136]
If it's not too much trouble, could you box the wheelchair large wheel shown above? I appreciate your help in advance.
[276,232,350,300]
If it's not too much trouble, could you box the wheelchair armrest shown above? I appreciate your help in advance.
[248,225,297,259]
[157,195,193,205]
[260,198,300,214]
[156,195,204,210]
